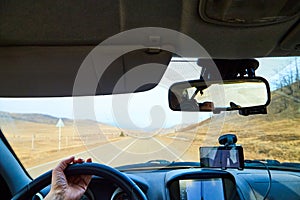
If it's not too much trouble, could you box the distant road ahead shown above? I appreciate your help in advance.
[28,136,193,177]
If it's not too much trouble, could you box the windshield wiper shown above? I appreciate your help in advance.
[117,159,300,171]
[116,160,200,171]
[146,160,172,165]
[245,159,300,171]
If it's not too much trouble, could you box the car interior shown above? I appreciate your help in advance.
[0,1,300,200]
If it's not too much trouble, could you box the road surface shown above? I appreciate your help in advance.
[28,135,194,177]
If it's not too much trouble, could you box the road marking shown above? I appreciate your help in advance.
[152,137,183,161]
[28,158,61,171]
[106,138,139,165]
[167,136,190,141]
[28,140,119,171]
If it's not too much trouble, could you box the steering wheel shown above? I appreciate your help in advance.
[12,163,147,200]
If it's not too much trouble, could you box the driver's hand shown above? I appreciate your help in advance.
[44,156,92,200]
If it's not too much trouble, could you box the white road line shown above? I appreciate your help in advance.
[152,137,183,161]
[28,158,62,171]
[106,138,138,165]
[167,136,190,141]
[28,141,122,171]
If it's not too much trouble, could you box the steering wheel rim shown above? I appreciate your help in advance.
[12,162,147,200]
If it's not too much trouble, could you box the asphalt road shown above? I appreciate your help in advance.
[28,135,194,177]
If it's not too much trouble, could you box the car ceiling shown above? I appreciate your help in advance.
[0,0,299,97]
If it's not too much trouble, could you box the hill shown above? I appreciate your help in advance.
[177,82,300,163]
[0,111,72,125]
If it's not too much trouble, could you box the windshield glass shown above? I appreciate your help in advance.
[1,56,299,177]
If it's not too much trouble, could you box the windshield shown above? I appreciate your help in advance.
[1,56,299,177]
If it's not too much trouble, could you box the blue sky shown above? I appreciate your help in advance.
[0,57,298,130]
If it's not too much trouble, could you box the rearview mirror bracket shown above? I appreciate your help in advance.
[238,106,267,116]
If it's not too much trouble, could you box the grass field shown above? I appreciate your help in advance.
[3,109,300,171]
[171,112,300,163]
[1,118,123,168]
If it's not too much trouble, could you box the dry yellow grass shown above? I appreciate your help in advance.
[3,112,300,169]
[2,120,123,168]
[175,112,300,163]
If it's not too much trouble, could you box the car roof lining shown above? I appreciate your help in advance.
[0,1,299,58]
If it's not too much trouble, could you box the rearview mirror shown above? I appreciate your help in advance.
[168,77,270,115]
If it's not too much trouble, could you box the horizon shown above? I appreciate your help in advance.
[0,57,298,130]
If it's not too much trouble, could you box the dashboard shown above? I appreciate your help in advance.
[80,167,300,200]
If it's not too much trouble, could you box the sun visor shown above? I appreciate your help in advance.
[96,49,171,95]
[0,47,171,97]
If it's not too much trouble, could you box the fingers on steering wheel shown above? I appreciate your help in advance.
[73,157,92,164]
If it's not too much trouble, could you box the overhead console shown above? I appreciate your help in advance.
[199,0,300,27]
[280,23,300,53]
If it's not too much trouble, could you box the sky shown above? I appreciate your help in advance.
[256,57,299,90]
[0,56,298,130]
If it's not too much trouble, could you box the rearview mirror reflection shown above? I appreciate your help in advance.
[169,77,270,113]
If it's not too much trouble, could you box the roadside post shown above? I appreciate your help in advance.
[56,118,65,151]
